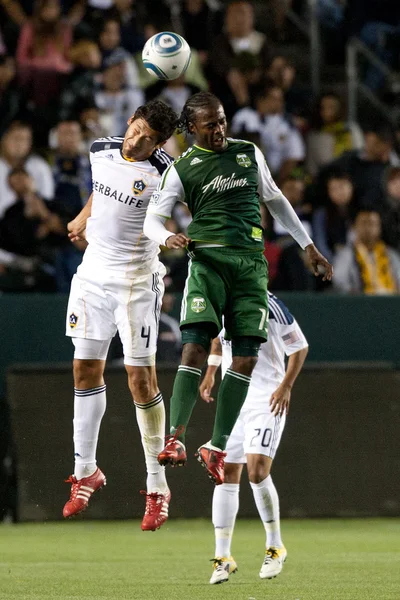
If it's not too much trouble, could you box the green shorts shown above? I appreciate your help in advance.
[180,246,269,341]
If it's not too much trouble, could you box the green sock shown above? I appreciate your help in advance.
[211,368,251,450]
[170,365,202,443]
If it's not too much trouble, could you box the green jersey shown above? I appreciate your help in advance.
[148,138,286,249]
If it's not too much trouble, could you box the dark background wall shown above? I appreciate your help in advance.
[1,293,400,397]
[7,365,400,522]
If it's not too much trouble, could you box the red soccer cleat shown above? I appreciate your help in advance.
[63,467,106,518]
[158,426,187,467]
[196,442,226,485]
[140,489,171,531]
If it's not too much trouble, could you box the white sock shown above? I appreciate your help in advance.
[250,475,283,548]
[134,392,168,494]
[73,385,106,480]
[212,483,240,558]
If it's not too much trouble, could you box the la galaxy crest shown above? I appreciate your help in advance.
[69,313,78,329]
[132,179,148,195]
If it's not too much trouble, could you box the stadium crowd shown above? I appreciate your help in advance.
[0,0,400,297]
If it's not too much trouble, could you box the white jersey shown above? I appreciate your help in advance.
[79,136,173,279]
[220,292,308,411]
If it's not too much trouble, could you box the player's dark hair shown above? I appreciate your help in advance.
[178,92,223,135]
[133,100,178,143]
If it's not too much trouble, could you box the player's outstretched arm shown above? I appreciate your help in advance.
[200,337,223,403]
[255,145,333,280]
[269,346,308,416]
[67,193,93,243]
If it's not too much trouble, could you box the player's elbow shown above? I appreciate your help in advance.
[298,346,309,364]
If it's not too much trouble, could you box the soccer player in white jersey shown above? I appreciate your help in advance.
[62,101,178,531]
[200,292,308,583]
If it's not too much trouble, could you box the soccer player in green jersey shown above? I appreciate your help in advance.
[143,92,332,485]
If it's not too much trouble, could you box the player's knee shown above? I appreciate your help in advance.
[247,458,271,484]
[181,343,208,369]
[224,463,242,484]
[73,359,104,388]
[231,336,261,375]
[231,355,258,376]
[127,369,152,403]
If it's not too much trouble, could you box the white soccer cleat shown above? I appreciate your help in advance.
[209,556,238,585]
[259,546,287,579]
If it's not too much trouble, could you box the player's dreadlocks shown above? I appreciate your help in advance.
[133,100,179,143]
[178,92,222,135]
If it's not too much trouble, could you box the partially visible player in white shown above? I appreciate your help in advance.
[63,101,178,531]
[200,291,308,583]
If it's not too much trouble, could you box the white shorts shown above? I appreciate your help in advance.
[225,408,286,463]
[66,263,166,365]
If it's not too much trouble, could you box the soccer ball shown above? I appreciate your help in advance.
[142,32,191,81]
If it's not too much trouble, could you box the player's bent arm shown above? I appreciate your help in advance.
[67,193,93,242]
[200,337,222,403]
[144,164,187,247]
[281,346,309,390]
[269,345,308,416]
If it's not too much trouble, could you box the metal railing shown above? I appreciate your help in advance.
[287,0,321,95]
[347,37,398,125]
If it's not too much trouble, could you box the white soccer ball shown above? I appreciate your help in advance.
[142,32,191,81]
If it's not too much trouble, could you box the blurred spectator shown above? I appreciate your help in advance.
[146,74,201,116]
[0,56,23,138]
[178,0,223,65]
[95,51,144,136]
[208,0,271,117]
[231,82,305,182]
[312,171,356,263]
[317,0,346,64]
[306,92,363,177]
[333,209,400,295]
[50,120,91,216]
[98,17,142,91]
[319,124,397,210]
[76,101,108,152]
[271,242,323,292]
[0,167,65,292]
[0,121,54,219]
[381,167,400,253]
[58,39,102,121]
[266,55,310,124]
[343,0,400,39]
[111,0,145,55]
[354,0,400,91]
[16,0,73,118]
[0,24,6,54]
[73,0,116,40]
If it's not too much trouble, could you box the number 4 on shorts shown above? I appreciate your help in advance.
[141,326,151,348]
